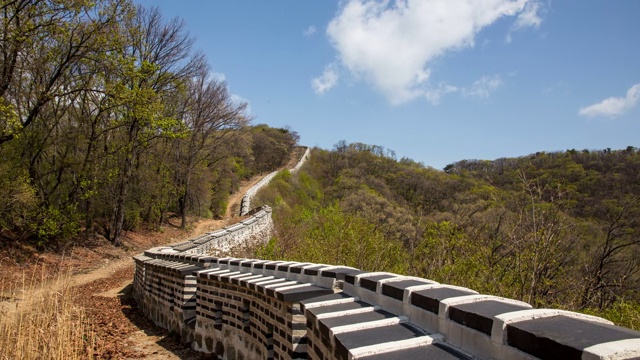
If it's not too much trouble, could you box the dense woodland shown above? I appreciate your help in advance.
[254,144,640,329]
[0,1,298,247]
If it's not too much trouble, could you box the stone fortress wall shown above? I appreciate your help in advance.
[161,206,273,256]
[240,147,311,216]
[133,146,640,360]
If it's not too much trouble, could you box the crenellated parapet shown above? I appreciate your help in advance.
[133,147,640,359]
[158,206,273,256]
[289,147,311,175]
[133,254,640,359]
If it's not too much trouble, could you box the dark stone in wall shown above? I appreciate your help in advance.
[276,262,294,272]
[357,342,471,360]
[360,274,397,292]
[319,310,396,345]
[321,268,359,280]
[344,271,367,285]
[205,336,214,352]
[334,323,426,360]
[448,300,530,335]
[381,279,433,300]
[265,262,283,270]
[289,263,309,274]
[304,265,327,276]
[507,315,640,360]
[275,285,334,303]
[240,260,256,268]
[410,287,476,314]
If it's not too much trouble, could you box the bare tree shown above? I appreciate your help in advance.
[581,197,640,309]
[173,67,249,228]
[0,0,130,145]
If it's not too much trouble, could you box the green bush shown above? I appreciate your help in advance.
[583,300,640,330]
[29,205,81,246]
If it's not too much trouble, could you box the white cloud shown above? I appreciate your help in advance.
[579,83,640,118]
[304,25,317,37]
[514,0,543,29]
[207,72,226,83]
[425,83,459,104]
[506,0,544,43]
[462,75,503,98]
[230,93,252,115]
[311,63,339,94]
[320,0,536,104]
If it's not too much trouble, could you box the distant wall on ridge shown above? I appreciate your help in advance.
[133,146,640,360]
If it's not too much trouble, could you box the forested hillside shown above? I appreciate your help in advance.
[0,1,298,247]
[254,143,640,329]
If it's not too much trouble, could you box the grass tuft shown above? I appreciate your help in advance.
[0,267,98,359]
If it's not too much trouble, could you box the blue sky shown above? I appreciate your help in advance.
[136,0,639,169]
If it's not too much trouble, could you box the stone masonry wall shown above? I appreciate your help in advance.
[133,147,640,360]
[240,146,311,216]
[167,206,273,256]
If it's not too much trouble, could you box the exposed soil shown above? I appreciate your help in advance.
[0,165,286,359]
[0,147,308,358]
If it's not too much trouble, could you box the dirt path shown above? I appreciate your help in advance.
[1,149,306,358]
[104,173,281,359]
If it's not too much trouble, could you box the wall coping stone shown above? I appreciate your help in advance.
[133,146,640,360]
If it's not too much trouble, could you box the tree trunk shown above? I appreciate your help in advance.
[111,124,138,246]
[111,156,132,246]
[180,169,192,229]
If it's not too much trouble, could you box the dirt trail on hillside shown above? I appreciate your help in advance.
[0,150,304,358]
[90,175,266,304]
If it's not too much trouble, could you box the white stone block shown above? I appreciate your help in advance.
[583,339,640,360]
[405,303,440,333]
[446,320,464,349]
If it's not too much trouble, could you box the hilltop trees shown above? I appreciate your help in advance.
[254,144,640,328]
[0,1,296,247]
[0,0,128,144]
[250,124,299,173]
[1,0,135,243]
[172,68,249,229]
[105,6,206,245]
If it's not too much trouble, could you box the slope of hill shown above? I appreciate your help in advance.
[253,144,640,329]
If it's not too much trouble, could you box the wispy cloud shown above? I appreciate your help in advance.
[303,25,317,37]
[515,0,544,29]
[424,75,503,104]
[462,75,504,98]
[311,63,339,94]
[579,83,640,118]
[425,83,459,105]
[506,0,545,43]
[317,0,540,104]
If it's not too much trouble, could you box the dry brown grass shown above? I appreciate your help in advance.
[0,268,98,360]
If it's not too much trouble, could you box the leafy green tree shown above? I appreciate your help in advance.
[104,6,204,245]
